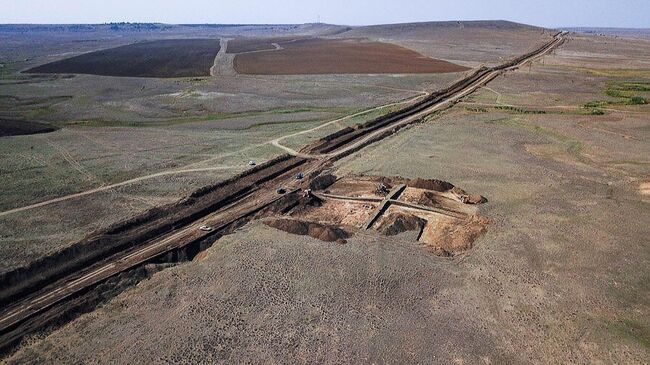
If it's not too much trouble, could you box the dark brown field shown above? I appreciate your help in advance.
[233,38,470,75]
[0,119,58,137]
[26,39,221,78]
[226,37,304,53]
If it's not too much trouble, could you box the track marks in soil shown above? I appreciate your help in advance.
[0,166,241,218]
[0,94,427,217]
[45,138,100,183]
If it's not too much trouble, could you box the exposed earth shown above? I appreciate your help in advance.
[0,118,58,137]
[26,39,222,78]
[232,38,470,75]
[0,21,648,364]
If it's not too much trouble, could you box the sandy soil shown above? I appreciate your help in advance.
[209,38,236,77]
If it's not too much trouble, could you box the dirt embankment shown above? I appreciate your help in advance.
[420,215,490,256]
[0,154,304,307]
[309,173,337,190]
[376,213,427,237]
[265,218,349,244]
[406,177,455,192]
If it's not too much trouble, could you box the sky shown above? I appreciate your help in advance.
[2,0,649,28]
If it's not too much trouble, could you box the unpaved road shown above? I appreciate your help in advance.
[270,92,429,157]
[276,34,564,160]
[210,38,237,76]
[0,166,241,218]
[0,32,565,353]
[0,92,428,218]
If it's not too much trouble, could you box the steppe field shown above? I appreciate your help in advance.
[0,21,648,364]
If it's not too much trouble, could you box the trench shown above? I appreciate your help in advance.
[0,190,305,356]
[0,32,565,358]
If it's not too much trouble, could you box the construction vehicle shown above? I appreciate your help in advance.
[377,183,390,195]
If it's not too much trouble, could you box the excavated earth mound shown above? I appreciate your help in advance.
[450,187,488,204]
[376,213,427,236]
[406,178,455,192]
[421,215,490,256]
[415,191,443,207]
[464,194,488,204]
[309,173,337,191]
[265,218,349,243]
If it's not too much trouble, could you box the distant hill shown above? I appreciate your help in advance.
[0,23,349,37]
[565,27,650,40]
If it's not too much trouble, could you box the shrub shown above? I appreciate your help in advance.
[584,101,608,108]
[628,96,648,105]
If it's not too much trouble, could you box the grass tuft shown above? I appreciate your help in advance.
[494,105,546,114]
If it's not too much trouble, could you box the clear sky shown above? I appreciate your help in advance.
[2,0,649,28]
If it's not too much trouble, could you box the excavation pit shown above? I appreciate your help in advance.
[264,218,349,244]
[266,174,489,256]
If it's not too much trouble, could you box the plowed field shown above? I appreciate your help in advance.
[233,38,469,75]
[27,39,221,78]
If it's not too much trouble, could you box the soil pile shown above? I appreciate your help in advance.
[415,191,442,207]
[265,218,349,243]
[406,178,454,192]
[309,173,337,190]
[376,213,427,236]
[422,215,490,256]
[450,187,488,204]
[464,194,488,204]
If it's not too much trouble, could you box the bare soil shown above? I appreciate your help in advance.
[226,37,304,53]
[289,175,488,256]
[406,177,455,191]
[26,39,221,78]
[0,118,58,137]
[375,212,426,236]
[419,214,490,255]
[233,38,470,75]
[265,218,349,243]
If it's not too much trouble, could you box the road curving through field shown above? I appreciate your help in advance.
[0,33,566,354]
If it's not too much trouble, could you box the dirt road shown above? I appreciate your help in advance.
[0,166,242,218]
[270,92,428,157]
[210,38,237,76]
[0,32,565,354]
[0,92,428,218]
